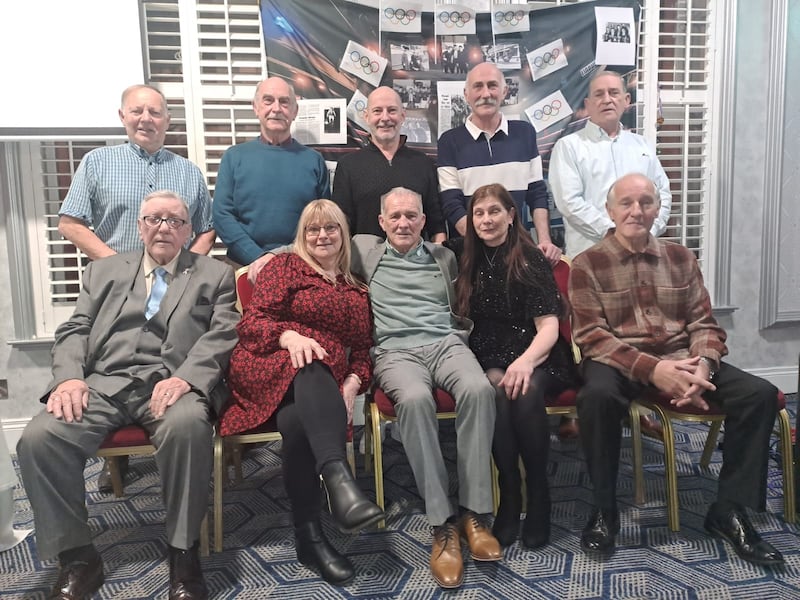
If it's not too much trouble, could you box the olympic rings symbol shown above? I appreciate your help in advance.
[384,7,418,25]
[349,50,380,75]
[494,10,526,26]
[353,99,366,113]
[532,48,561,69]
[533,100,562,122]
[438,11,471,28]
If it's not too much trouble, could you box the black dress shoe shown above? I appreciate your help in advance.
[50,548,104,599]
[580,508,619,556]
[704,505,785,566]
[168,542,208,600]
[321,460,384,533]
[295,521,355,586]
[97,456,130,494]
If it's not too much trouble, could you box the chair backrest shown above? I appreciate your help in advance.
[552,256,581,364]
[235,266,254,313]
[552,256,572,344]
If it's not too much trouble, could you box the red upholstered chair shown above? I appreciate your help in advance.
[213,266,355,552]
[96,425,210,556]
[630,388,795,531]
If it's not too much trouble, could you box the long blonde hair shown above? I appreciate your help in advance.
[293,199,365,289]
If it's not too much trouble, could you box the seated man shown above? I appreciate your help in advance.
[17,191,240,600]
[353,187,500,588]
[569,173,784,566]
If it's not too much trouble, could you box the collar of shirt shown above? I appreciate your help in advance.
[259,134,294,148]
[127,142,166,162]
[465,112,508,141]
[384,238,427,260]
[584,119,624,141]
[604,229,662,262]
[143,252,180,283]
[368,134,407,151]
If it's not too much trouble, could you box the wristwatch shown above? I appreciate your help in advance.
[699,357,717,381]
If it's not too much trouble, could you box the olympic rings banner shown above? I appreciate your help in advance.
[260,0,639,174]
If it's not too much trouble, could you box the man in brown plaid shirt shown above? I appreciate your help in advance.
[569,173,784,566]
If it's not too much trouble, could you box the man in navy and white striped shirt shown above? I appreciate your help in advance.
[437,62,561,265]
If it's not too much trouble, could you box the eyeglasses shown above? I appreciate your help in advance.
[305,223,340,237]
[140,215,188,229]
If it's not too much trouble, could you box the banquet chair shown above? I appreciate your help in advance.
[630,388,795,532]
[213,266,354,552]
[97,425,209,556]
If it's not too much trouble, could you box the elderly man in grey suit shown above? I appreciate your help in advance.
[17,191,240,600]
[352,187,499,589]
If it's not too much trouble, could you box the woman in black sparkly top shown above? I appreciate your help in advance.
[451,183,577,549]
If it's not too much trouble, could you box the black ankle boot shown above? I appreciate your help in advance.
[522,495,551,549]
[321,460,384,533]
[492,463,522,547]
[295,521,355,586]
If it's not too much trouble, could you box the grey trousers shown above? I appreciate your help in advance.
[374,334,496,526]
[17,386,212,560]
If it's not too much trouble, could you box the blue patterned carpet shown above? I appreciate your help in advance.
[1,403,799,599]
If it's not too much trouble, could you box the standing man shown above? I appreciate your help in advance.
[550,70,672,257]
[569,174,784,567]
[438,62,561,264]
[58,84,217,492]
[352,187,500,589]
[58,84,216,259]
[332,86,446,242]
[213,77,330,283]
[18,191,240,600]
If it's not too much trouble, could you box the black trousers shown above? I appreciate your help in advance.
[490,368,566,514]
[275,361,348,526]
[576,359,778,513]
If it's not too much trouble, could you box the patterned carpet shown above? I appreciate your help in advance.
[1,403,799,599]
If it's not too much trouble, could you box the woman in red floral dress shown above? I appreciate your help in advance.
[220,200,382,586]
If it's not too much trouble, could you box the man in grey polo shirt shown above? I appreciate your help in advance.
[351,187,499,589]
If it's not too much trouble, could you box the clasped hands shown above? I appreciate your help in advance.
[650,356,715,410]
[47,376,192,422]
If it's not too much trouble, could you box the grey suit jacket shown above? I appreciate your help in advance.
[45,248,241,413]
[350,234,473,336]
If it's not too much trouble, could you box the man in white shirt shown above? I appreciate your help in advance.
[550,70,672,257]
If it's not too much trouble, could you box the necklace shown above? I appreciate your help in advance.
[483,246,500,268]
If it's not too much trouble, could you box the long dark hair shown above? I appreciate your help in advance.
[455,183,551,316]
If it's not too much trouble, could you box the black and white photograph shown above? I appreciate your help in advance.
[480,43,521,70]
[393,79,432,110]
[390,43,430,72]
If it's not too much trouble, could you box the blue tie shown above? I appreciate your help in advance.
[145,267,169,320]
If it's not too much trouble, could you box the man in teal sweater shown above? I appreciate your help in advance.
[213,77,330,282]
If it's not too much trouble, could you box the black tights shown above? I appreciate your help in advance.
[275,361,348,525]
[489,368,564,515]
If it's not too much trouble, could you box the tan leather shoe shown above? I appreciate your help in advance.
[430,523,463,589]
[459,511,503,561]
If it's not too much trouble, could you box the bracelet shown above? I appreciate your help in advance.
[345,373,362,386]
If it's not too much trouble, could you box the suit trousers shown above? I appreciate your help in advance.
[576,359,778,513]
[374,333,496,526]
[17,384,212,560]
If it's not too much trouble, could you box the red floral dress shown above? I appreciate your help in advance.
[219,253,373,435]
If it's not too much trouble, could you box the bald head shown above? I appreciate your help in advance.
[366,87,406,146]
[606,173,660,250]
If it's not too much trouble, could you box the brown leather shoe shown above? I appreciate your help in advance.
[557,417,580,440]
[639,414,664,441]
[430,523,463,589]
[49,549,104,599]
[459,511,502,561]
[168,542,208,600]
